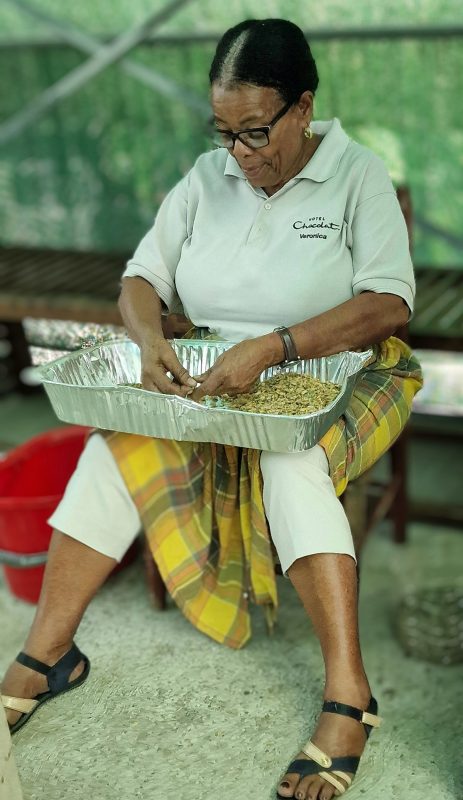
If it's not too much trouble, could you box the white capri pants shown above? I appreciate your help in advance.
[48,433,356,578]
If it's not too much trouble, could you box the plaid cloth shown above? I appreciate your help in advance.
[101,335,422,650]
[319,336,423,495]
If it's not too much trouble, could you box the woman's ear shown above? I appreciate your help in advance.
[298,90,314,125]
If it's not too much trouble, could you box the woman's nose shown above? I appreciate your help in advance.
[232,138,254,157]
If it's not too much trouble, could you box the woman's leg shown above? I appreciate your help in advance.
[278,554,370,800]
[2,532,117,727]
[2,433,141,727]
[260,447,372,800]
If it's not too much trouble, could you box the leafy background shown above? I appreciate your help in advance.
[0,0,462,266]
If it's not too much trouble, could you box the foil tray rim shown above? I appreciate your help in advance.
[38,338,373,423]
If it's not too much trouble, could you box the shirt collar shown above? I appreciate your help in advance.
[223,117,350,184]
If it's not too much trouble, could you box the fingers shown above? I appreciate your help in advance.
[139,342,257,399]
[162,348,197,389]
[193,346,260,397]
[189,365,223,398]
[171,363,198,390]
[142,363,194,397]
[194,369,211,383]
[140,340,197,397]
[193,354,229,396]
[141,369,188,396]
[188,386,205,403]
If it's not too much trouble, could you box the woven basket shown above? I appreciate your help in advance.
[396,583,463,665]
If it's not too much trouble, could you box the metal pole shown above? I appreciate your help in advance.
[2,0,209,117]
[142,24,463,42]
[2,23,463,48]
[0,0,198,145]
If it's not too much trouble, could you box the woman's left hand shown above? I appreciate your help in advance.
[192,337,278,399]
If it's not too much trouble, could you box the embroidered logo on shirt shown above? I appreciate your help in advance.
[293,216,341,240]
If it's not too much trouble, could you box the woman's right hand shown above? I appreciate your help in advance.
[140,336,198,397]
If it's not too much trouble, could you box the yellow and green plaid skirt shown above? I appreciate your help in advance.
[101,335,422,650]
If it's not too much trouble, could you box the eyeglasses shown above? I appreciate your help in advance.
[211,101,293,150]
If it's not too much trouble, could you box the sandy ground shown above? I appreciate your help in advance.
[1,523,462,800]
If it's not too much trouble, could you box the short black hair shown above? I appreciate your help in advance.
[209,18,319,104]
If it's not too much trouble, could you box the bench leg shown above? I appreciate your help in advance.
[389,432,408,544]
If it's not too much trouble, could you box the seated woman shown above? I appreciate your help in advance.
[2,18,422,800]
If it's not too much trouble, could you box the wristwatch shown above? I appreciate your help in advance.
[273,326,300,366]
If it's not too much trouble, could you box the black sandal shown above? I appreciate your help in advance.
[2,643,90,735]
[276,696,382,797]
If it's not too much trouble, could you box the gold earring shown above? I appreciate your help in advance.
[304,125,313,140]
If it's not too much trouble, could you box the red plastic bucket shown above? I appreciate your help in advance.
[0,426,137,603]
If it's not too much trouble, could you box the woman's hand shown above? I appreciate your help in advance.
[192,336,280,399]
[140,335,197,397]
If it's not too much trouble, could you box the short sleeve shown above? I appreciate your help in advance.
[351,157,415,316]
[122,173,189,312]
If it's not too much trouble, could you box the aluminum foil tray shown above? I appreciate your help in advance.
[39,340,373,453]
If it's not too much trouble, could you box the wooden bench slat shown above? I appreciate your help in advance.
[414,270,462,311]
[414,268,442,292]
[0,295,123,325]
[415,286,462,327]
[436,294,463,329]
[0,248,461,347]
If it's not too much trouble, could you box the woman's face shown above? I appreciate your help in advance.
[210,83,314,194]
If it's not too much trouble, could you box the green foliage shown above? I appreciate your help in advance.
[0,3,462,264]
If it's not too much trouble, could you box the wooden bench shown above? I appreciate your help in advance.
[0,247,125,325]
[0,246,190,392]
[3,249,461,378]
[411,267,463,351]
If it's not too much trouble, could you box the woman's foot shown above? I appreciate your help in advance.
[277,687,372,800]
[1,643,86,728]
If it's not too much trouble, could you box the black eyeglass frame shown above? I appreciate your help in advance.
[211,100,294,150]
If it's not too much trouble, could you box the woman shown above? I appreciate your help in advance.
[2,19,422,800]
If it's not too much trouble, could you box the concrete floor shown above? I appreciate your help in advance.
[1,389,462,800]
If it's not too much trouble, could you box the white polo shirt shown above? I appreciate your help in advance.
[123,118,415,342]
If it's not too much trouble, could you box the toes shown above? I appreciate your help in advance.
[277,774,299,797]
[308,778,327,799]
[278,773,338,800]
[294,777,321,800]
[319,783,336,800]
[294,776,323,800]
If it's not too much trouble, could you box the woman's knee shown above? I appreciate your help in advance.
[260,444,329,481]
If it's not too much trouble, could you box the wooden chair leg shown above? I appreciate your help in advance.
[341,473,370,556]
[143,537,167,610]
[389,431,409,544]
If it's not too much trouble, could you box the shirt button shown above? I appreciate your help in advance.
[264,202,272,210]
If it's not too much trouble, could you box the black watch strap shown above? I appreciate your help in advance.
[273,326,300,364]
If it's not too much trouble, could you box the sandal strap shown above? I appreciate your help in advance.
[289,756,360,776]
[318,771,347,795]
[287,755,360,795]
[322,698,382,729]
[302,740,332,768]
[16,643,84,694]
[295,741,361,775]
[16,652,50,676]
[47,644,85,693]
[332,770,352,787]
[2,694,39,715]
